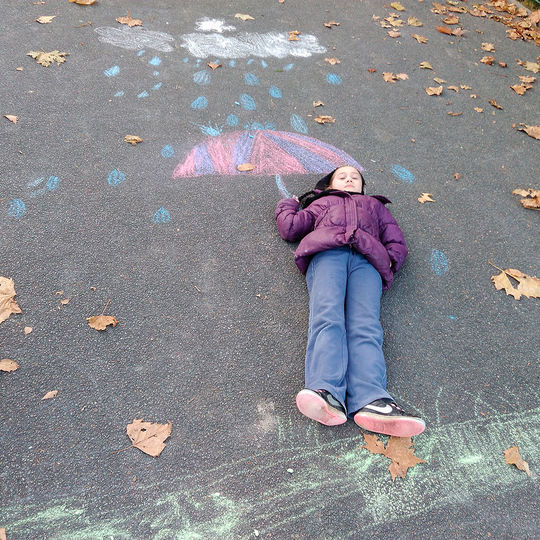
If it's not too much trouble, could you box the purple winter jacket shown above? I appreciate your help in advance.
[275,189,408,290]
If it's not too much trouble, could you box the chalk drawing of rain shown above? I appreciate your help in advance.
[172,131,363,178]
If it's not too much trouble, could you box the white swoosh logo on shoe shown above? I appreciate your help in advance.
[365,404,393,414]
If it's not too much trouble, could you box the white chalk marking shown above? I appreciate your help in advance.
[94,26,175,52]
[195,17,236,33]
[179,31,326,59]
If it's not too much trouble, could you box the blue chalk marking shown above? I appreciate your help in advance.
[244,73,259,86]
[193,70,211,85]
[213,59,220,65]
[290,113,308,134]
[391,164,415,183]
[283,63,294,71]
[152,207,170,223]
[430,249,449,276]
[137,50,145,57]
[251,122,265,130]
[114,91,124,97]
[191,96,208,109]
[239,94,256,111]
[161,145,174,158]
[8,199,26,218]
[149,56,161,66]
[247,58,254,65]
[229,60,236,67]
[226,114,239,126]
[449,315,456,320]
[137,90,149,98]
[196,59,201,66]
[153,71,160,76]
[326,73,342,85]
[269,86,282,98]
[261,60,268,68]
[108,169,126,186]
[183,58,189,63]
[193,122,222,136]
[27,177,44,188]
[152,82,162,90]
[46,176,59,191]
[104,65,120,77]
[265,122,276,130]
[275,174,292,198]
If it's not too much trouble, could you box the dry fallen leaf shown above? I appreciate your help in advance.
[124,135,143,145]
[447,111,462,116]
[443,15,459,24]
[390,2,406,11]
[488,99,503,110]
[396,73,409,80]
[425,86,443,95]
[368,68,377,73]
[27,50,68,67]
[461,84,472,90]
[116,12,142,27]
[388,30,401,38]
[419,61,433,69]
[436,25,454,35]
[474,107,484,112]
[324,57,340,65]
[481,42,495,52]
[24,326,33,335]
[480,55,495,65]
[87,314,118,330]
[512,188,540,210]
[418,193,435,203]
[0,359,19,373]
[411,34,428,43]
[362,432,386,454]
[519,76,536,84]
[383,72,398,83]
[126,418,172,457]
[433,77,446,83]
[207,62,221,70]
[69,0,96,4]
[237,163,256,172]
[447,85,459,92]
[323,21,340,28]
[510,84,531,95]
[408,17,423,27]
[288,30,300,41]
[42,390,58,400]
[235,13,254,22]
[0,277,23,325]
[314,115,335,124]
[312,100,324,107]
[60,298,70,305]
[4,115,18,124]
[516,60,540,74]
[490,264,540,300]
[504,445,531,476]
[36,15,56,24]
[516,123,540,140]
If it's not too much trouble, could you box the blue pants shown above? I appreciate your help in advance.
[305,247,393,416]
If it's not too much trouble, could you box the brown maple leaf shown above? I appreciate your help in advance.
[504,445,531,476]
[384,436,426,480]
[288,30,301,41]
[27,50,68,67]
[0,277,23,324]
[361,432,386,454]
[411,33,428,43]
[490,263,540,300]
[126,418,172,457]
[87,314,118,330]
[512,188,540,210]
[516,123,540,140]
[116,12,142,27]
[481,55,495,65]
[418,193,435,203]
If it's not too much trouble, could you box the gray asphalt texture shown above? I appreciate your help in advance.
[1,0,539,538]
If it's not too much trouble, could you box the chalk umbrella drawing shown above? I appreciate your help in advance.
[172,130,363,178]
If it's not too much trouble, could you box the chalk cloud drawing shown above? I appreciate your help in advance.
[172,130,363,178]
[179,31,326,59]
[195,17,236,33]
[94,27,176,52]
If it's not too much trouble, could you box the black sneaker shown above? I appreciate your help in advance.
[353,399,425,437]
[296,389,347,426]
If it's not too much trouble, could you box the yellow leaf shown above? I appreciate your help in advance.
[0,359,19,373]
[4,115,18,123]
[411,34,428,43]
[408,17,423,26]
[126,418,172,457]
[491,271,521,300]
[388,30,401,38]
[425,86,443,95]
[504,445,531,476]
[418,193,434,203]
[505,269,540,298]
[235,13,254,21]
[383,72,398,83]
[60,298,70,305]
[87,314,118,330]
[116,12,142,27]
[237,163,256,172]
[480,55,495,65]
[390,2,406,11]
[36,15,56,24]
[124,135,143,145]
[516,60,539,74]
[27,50,68,67]
[288,30,300,41]
[42,390,58,400]
[481,42,495,52]
[419,61,433,69]
[510,84,528,95]
[0,277,23,325]
[314,115,335,124]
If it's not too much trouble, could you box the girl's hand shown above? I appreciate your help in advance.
[292,195,299,202]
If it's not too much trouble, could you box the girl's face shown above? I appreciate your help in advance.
[329,166,363,192]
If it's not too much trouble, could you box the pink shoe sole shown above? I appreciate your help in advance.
[296,390,347,426]
[353,412,426,437]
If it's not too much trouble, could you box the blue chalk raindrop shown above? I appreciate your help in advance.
[152,83,162,90]
[269,86,282,98]
[261,60,268,68]
[239,94,256,110]
[430,249,449,275]
[149,56,162,66]
[46,176,59,191]
[183,57,189,63]
[226,114,239,126]
[283,63,294,71]
[265,122,276,130]
[161,145,174,158]
[108,170,126,186]
[247,59,254,65]
[191,96,208,109]
[326,73,342,85]
[290,113,308,134]
[114,91,124,97]
[137,90,149,98]
[153,71,160,76]
[8,199,26,218]
[391,165,415,183]
[229,60,236,67]
[244,73,259,86]
[137,50,145,57]
[104,65,120,77]
[152,207,171,223]
[193,70,211,85]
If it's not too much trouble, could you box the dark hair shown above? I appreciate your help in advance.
[298,167,366,208]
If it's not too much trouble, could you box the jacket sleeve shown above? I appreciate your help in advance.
[378,204,408,272]
[275,198,316,242]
